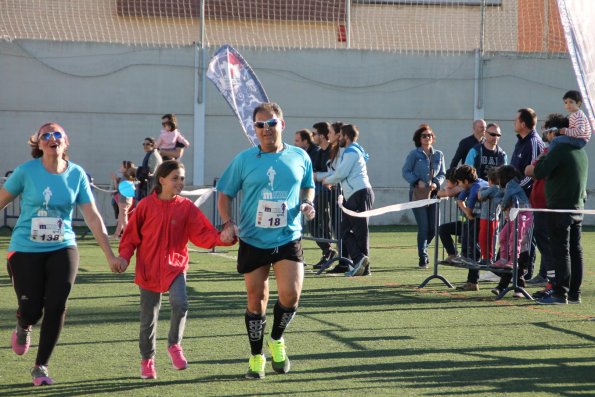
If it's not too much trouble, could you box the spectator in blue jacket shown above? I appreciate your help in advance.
[402,124,446,268]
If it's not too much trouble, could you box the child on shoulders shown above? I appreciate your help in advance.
[155,120,190,160]
[549,90,592,151]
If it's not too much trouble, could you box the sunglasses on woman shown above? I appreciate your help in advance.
[39,131,63,141]
[254,119,280,129]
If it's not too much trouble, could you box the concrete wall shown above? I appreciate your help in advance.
[1,40,592,226]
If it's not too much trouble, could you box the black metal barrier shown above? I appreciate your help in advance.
[303,186,353,274]
[418,197,532,300]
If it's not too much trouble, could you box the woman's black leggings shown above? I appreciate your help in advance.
[7,247,79,366]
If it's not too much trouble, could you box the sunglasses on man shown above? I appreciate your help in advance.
[254,119,280,129]
[39,131,63,141]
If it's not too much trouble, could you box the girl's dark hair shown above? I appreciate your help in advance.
[162,113,177,124]
[329,121,344,161]
[487,167,500,184]
[412,124,435,147]
[497,165,521,188]
[162,120,177,131]
[122,162,137,180]
[153,160,184,194]
[28,122,69,160]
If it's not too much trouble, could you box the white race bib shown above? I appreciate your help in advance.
[30,217,65,242]
[255,200,288,228]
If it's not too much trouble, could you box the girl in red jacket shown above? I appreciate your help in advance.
[118,160,235,379]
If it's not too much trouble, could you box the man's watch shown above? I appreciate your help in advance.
[301,199,313,207]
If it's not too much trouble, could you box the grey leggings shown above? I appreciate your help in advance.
[139,273,188,359]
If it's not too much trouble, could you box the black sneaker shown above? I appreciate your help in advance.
[312,256,326,270]
[532,288,553,299]
[536,294,567,305]
[568,295,581,304]
[418,257,429,269]
[314,249,338,270]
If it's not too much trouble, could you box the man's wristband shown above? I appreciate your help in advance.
[222,219,235,228]
[301,199,313,207]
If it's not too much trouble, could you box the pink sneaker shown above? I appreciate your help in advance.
[492,258,512,268]
[12,325,32,355]
[167,344,188,370]
[140,358,157,379]
[31,365,54,386]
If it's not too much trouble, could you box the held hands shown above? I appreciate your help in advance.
[220,221,238,243]
[300,202,316,221]
[108,255,128,273]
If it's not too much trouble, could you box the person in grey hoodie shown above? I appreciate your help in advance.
[318,124,374,277]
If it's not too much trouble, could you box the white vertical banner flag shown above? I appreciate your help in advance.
[206,45,269,147]
[557,0,595,129]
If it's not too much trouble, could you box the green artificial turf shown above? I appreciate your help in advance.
[0,226,593,396]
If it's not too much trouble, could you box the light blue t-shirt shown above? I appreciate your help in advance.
[4,158,94,252]
[217,144,314,249]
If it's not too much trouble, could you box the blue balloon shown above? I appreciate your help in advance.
[118,180,136,198]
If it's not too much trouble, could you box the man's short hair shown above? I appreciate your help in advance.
[563,90,583,105]
[517,108,537,130]
[542,113,569,142]
[543,113,569,130]
[486,122,500,132]
[445,167,458,183]
[454,164,478,184]
[341,124,359,142]
[312,121,330,139]
[295,129,313,145]
[253,102,283,121]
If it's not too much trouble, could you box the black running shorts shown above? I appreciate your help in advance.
[237,239,304,274]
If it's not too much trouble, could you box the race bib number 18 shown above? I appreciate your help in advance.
[256,200,288,228]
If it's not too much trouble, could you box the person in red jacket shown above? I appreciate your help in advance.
[117,160,236,380]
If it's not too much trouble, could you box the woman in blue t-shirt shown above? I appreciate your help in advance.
[0,122,125,386]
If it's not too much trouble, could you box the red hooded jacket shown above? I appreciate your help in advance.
[529,148,548,209]
[119,192,233,292]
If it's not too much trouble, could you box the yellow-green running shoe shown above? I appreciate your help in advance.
[245,354,266,379]
[267,336,290,374]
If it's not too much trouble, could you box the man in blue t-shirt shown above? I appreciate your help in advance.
[217,102,315,380]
